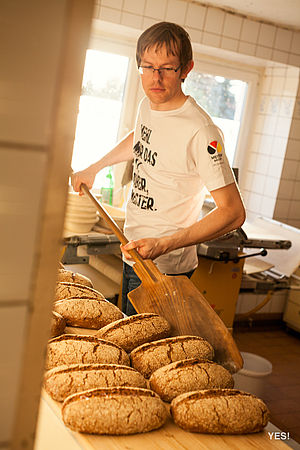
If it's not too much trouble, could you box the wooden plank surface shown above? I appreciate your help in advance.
[40,391,289,450]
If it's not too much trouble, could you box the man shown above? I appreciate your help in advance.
[72,22,246,316]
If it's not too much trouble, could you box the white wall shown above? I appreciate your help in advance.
[274,80,300,227]
[240,63,300,223]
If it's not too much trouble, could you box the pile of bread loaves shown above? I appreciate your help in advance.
[45,266,270,436]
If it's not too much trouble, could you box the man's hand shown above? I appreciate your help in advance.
[71,167,97,194]
[121,238,167,261]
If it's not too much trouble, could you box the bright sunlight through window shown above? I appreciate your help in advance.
[184,72,247,166]
[71,49,129,188]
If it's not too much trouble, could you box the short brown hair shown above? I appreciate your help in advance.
[136,22,193,70]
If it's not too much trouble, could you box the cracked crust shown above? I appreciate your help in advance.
[96,313,171,352]
[130,336,214,378]
[50,311,66,338]
[44,363,147,401]
[53,297,123,329]
[57,269,93,287]
[55,282,105,301]
[149,358,234,402]
[170,389,270,434]
[46,334,130,370]
[62,387,168,435]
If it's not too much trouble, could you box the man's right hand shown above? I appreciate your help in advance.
[71,167,96,194]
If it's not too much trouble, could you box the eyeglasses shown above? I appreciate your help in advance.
[138,65,182,77]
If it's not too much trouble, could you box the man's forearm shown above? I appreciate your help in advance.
[161,183,246,254]
[71,130,134,192]
[121,203,245,261]
[160,204,245,255]
[90,130,134,175]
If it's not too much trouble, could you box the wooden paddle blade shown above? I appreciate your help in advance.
[128,275,243,374]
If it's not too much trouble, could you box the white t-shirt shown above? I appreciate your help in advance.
[124,95,235,274]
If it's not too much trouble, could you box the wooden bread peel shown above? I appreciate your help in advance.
[81,184,243,373]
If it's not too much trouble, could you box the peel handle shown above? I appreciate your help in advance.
[80,183,145,267]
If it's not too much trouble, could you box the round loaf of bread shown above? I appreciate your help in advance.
[46,334,130,370]
[55,282,104,302]
[57,269,93,287]
[44,363,147,401]
[130,336,214,378]
[150,358,234,402]
[170,389,270,434]
[96,313,171,353]
[50,311,66,338]
[62,386,168,435]
[53,297,123,329]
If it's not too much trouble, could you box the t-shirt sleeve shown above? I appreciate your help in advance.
[190,124,235,191]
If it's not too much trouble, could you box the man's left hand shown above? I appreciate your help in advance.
[120,238,165,261]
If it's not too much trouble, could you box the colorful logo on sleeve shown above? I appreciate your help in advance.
[207,141,222,155]
[207,141,224,164]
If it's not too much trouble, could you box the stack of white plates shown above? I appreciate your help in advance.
[97,203,125,231]
[64,192,98,234]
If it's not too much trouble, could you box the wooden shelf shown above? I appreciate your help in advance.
[34,391,289,450]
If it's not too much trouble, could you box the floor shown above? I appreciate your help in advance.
[233,322,300,445]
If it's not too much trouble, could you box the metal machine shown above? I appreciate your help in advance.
[62,233,120,264]
[191,221,293,329]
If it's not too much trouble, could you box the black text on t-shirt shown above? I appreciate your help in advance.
[133,141,157,167]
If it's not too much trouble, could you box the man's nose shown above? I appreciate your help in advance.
[152,69,163,80]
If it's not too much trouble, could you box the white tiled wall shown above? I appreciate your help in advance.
[93,0,300,67]
[273,76,300,228]
[144,0,168,20]
[239,63,299,222]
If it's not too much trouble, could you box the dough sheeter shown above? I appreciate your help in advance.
[191,217,297,329]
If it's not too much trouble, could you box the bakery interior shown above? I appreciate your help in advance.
[1,0,300,448]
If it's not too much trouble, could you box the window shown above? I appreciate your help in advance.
[71,49,130,188]
[184,71,248,166]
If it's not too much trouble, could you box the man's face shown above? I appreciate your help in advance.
[139,44,192,111]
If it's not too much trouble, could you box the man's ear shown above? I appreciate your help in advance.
[181,60,194,81]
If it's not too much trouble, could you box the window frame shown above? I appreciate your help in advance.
[189,54,260,172]
[88,33,142,141]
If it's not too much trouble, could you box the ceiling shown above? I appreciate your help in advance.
[192,0,300,30]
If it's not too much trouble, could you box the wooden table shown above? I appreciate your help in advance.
[34,391,289,450]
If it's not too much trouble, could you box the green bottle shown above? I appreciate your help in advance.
[101,167,114,205]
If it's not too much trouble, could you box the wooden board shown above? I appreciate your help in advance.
[36,392,289,450]
[243,257,274,275]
